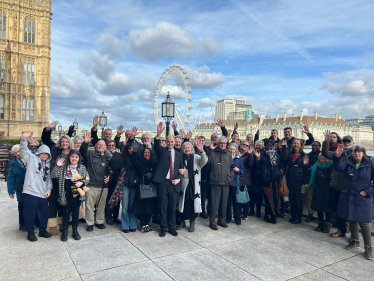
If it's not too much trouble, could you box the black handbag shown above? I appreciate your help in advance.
[138,174,157,200]
[14,176,24,192]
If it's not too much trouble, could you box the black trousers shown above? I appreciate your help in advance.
[139,214,152,227]
[249,191,263,213]
[158,181,179,231]
[201,180,209,211]
[18,202,25,227]
[288,180,303,218]
[226,186,241,223]
[332,188,347,233]
[48,180,60,218]
[23,194,49,233]
[63,196,81,228]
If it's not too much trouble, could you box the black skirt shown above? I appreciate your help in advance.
[131,185,158,215]
[180,199,198,220]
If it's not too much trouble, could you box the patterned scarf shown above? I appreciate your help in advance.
[265,149,277,166]
[108,167,126,209]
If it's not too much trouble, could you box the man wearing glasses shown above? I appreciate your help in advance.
[322,132,354,239]
[206,136,234,230]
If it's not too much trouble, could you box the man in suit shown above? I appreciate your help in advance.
[153,122,184,237]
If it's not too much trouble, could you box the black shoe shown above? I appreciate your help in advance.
[248,210,255,216]
[270,218,277,224]
[176,220,186,230]
[113,218,121,224]
[292,218,302,224]
[159,229,166,237]
[168,229,178,236]
[235,220,241,225]
[305,214,313,223]
[27,232,38,242]
[256,212,261,217]
[72,226,81,240]
[199,210,208,219]
[106,218,114,225]
[122,229,130,233]
[86,225,93,232]
[130,229,136,232]
[264,216,271,223]
[288,217,296,223]
[79,218,86,223]
[39,230,52,238]
[95,224,106,229]
[280,212,286,218]
[61,228,68,242]
[19,225,27,232]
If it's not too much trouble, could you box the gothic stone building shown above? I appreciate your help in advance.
[0,0,51,139]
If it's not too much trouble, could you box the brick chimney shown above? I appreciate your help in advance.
[314,111,317,120]
[276,113,279,122]
[283,112,287,122]
[300,111,303,121]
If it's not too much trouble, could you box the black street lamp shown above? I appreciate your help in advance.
[161,92,175,137]
[58,124,62,138]
[73,118,78,130]
[99,111,107,139]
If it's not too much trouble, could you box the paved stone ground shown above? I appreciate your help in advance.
[1,180,373,281]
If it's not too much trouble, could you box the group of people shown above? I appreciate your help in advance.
[6,117,374,260]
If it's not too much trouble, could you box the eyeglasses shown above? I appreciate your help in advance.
[160,140,165,142]
[107,144,115,147]
[242,144,249,147]
[342,140,351,143]
[218,142,227,145]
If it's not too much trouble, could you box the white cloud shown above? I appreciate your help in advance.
[96,29,126,59]
[181,64,227,89]
[128,21,219,61]
[78,50,115,80]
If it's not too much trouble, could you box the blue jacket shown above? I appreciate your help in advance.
[333,156,374,223]
[7,157,27,202]
[231,156,244,187]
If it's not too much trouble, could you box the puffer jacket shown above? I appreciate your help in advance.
[109,152,138,187]
[282,147,308,185]
[231,156,244,187]
[321,140,352,190]
[7,157,27,202]
[311,165,334,213]
[19,139,52,198]
[207,147,234,186]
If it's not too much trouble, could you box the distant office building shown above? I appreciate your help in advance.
[360,115,374,131]
[345,118,365,126]
[215,99,252,120]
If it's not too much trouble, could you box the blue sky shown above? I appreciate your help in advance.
[50,0,374,130]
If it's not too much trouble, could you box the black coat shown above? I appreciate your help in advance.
[152,138,183,192]
[130,153,158,215]
[282,147,309,188]
[256,150,285,182]
[109,152,138,187]
[311,166,334,213]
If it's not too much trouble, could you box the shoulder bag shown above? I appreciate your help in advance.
[138,174,157,200]
[236,174,250,204]
[277,167,289,196]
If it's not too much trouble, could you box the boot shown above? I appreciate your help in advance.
[72,226,81,240]
[248,206,255,216]
[364,245,374,260]
[176,220,186,230]
[305,214,313,223]
[49,227,58,236]
[315,222,324,232]
[322,222,332,233]
[61,227,68,242]
[291,209,302,224]
[288,207,296,223]
[199,210,208,219]
[189,220,195,232]
[345,238,360,250]
[59,224,69,233]
[256,206,262,217]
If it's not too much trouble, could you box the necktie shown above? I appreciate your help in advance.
[169,150,173,180]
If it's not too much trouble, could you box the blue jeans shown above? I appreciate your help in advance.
[121,185,137,230]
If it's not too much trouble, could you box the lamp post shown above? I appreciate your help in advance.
[161,92,175,137]
[99,111,107,139]
[73,119,78,136]
[58,124,62,138]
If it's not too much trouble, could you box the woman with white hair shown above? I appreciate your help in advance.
[176,136,208,232]
[72,135,84,150]
[226,143,244,225]
[7,144,28,231]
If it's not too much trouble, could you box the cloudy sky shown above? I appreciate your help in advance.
[50,0,374,131]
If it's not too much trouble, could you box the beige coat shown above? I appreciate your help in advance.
[178,151,208,213]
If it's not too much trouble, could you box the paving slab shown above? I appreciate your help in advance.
[291,269,347,281]
[0,243,79,281]
[153,248,259,281]
[65,233,148,275]
[123,228,201,259]
[209,238,316,281]
[81,260,172,281]
[323,255,374,281]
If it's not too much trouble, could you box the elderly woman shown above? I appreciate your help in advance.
[254,139,284,224]
[7,145,28,231]
[72,135,84,150]
[177,137,207,232]
[308,154,333,233]
[225,143,244,225]
[333,144,374,260]
[41,121,75,235]
[281,138,309,224]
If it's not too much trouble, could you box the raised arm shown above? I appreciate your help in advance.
[91,115,99,145]
[194,136,208,168]
[303,125,314,146]
[79,132,92,164]
[332,144,346,173]
[321,130,335,160]
[19,131,34,163]
[154,122,164,156]
[41,121,59,149]
[217,119,228,137]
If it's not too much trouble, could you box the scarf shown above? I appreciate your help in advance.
[329,143,338,151]
[265,149,277,166]
[183,154,195,197]
[108,167,126,208]
[308,160,332,190]
[16,157,27,169]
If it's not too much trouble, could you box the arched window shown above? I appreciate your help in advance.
[0,55,4,81]
[23,59,35,85]
[24,18,35,44]
[0,12,6,39]
[22,98,34,121]
[0,96,4,119]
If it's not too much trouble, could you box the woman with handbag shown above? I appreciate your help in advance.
[281,138,309,224]
[177,137,208,232]
[130,148,158,233]
[254,138,285,224]
[225,143,245,225]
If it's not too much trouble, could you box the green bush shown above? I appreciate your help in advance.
[0,139,42,145]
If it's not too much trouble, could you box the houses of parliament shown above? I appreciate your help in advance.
[0,0,51,139]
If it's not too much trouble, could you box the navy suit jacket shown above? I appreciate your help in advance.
[152,137,183,192]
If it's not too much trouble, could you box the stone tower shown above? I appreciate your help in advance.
[0,0,51,139]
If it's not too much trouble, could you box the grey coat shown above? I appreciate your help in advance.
[178,151,208,213]
[19,139,52,199]
[207,147,234,186]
